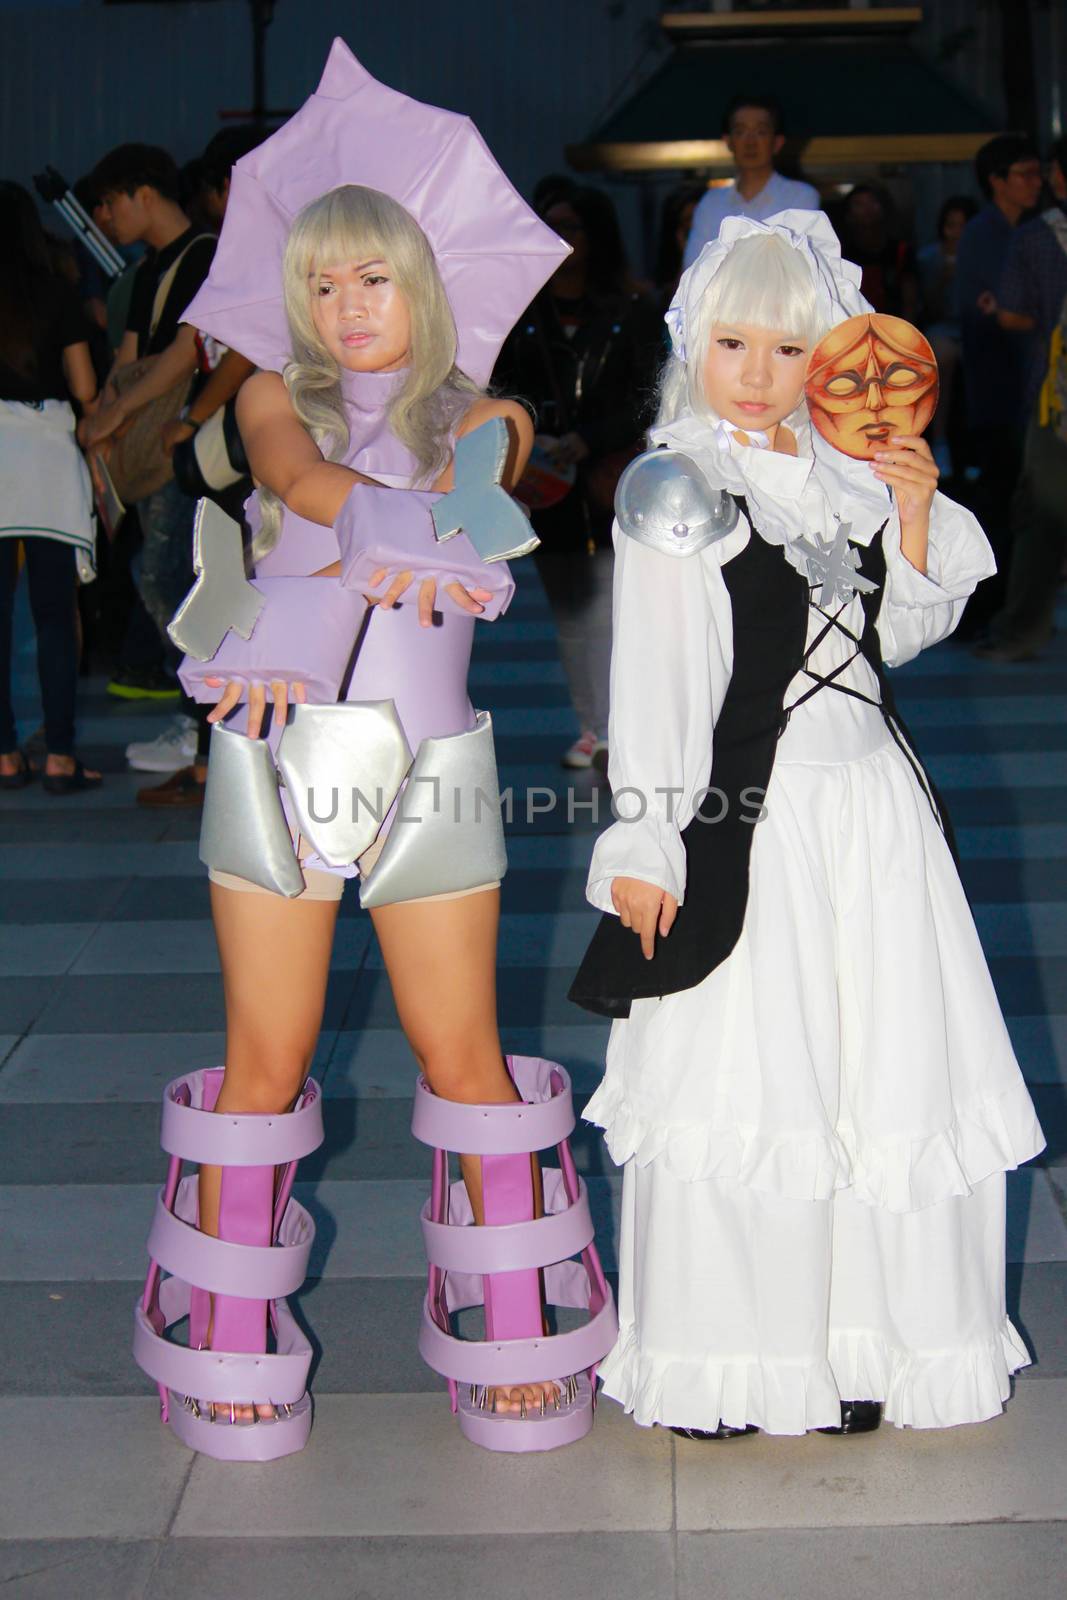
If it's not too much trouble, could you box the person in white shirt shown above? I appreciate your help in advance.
[683,95,820,269]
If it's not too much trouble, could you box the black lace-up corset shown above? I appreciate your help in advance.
[570,498,955,1021]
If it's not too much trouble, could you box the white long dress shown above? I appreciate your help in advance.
[583,430,1045,1434]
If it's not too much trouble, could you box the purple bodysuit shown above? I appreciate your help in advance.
[247,369,488,879]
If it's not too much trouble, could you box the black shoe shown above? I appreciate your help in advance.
[41,759,102,796]
[670,1424,759,1441]
[107,666,180,701]
[0,750,34,791]
[817,1400,883,1435]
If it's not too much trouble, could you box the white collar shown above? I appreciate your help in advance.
[714,418,770,451]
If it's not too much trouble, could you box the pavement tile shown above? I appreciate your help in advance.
[1008,1262,1067,1378]
[2,1263,1055,1403]
[0,1177,624,1282]
[326,1022,611,1098]
[925,752,1067,788]
[1008,1015,1067,1083]
[988,956,1067,1016]
[0,1540,158,1600]
[674,1377,1067,1530]
[905,695,1067,727]
[345,967,587,1030]
[0,811,178,846]
[69,917,372,976]
[938,788,1067,825]
[918,723,1067,752]
[0,923,96,977]
[971,902,1067,957]
[0,977,61,1034]
[0,1397,192,1539]
[1005,1168,1067,1262]
[957,824,1067,860]
[173,1393,672,1537]
[0,1094,609,1185]
[899,670,1067,698]
[676,1524,1067,1600]
[28,969,358,1033]
[365,910,597,970]
[0,877,127,925]
[467,659,564,685]
[0,1029,336,1104]
[0,841,201,880]
[154,1532,676,1600]
[962,858,1067,902]
[108,875,212,920]
[4,1172,1059,1289]
[1029,1084,1065,1164]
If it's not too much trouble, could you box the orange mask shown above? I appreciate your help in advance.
[805,314,939,460]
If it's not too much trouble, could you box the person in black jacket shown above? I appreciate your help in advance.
[494,184,664,768]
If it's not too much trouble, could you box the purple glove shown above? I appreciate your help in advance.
[178,576,368,705]
[334,483,515,621]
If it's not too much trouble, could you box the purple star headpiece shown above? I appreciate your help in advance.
[182,38,568,384]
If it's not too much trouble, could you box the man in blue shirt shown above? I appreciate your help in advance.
[977,138,1067,659]
[953,134,1043,632]
[683,96,820,269]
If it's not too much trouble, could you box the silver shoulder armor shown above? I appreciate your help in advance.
[615,449,739,558]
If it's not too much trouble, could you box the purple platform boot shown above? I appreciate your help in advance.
[412,1056,617,1451]
[133,1068,324,1462]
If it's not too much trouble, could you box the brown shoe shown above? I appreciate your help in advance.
[136,765,206,808]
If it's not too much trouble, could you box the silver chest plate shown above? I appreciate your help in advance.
[615,449,738,557]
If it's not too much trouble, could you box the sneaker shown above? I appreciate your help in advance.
[126,715,197,773]
[562,731,608,770]
[107,667,180,701]
[136,765,206,808]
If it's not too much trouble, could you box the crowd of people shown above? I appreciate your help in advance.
[2,100,1065,797]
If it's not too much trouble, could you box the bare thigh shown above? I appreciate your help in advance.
[210,880,341,1112]
[370,887,515,1103]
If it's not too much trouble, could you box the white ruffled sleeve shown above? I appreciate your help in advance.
[584,520,740,914]
[876,492,996,668]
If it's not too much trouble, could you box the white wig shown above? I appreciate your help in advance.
[657,209,869,429]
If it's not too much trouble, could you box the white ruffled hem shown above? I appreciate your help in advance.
[600,1319,1030,1435]
[584,1075,1045,1214]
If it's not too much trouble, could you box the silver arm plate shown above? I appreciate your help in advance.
[431,418,540,564]
[167,499,265,662]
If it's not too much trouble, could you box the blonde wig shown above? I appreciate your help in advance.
[656,232,828,429]
[254,184,482,558]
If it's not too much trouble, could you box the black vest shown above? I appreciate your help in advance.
[569,502,955,1020]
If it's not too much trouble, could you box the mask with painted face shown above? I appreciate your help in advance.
[805,313,938,460]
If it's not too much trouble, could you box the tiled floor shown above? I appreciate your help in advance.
[1,570,1065,1600]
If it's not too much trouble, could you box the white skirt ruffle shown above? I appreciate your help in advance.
[600,1158,1030,1434]
[586,738,1044,1213]
[586,736,1043,1433]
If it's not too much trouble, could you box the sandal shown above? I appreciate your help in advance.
[0,751,34,791]
[412,1056,618,1453]
[42,759,102,796]
[133,1067,325,1462]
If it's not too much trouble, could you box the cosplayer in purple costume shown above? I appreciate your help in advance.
[132,42,616,1461]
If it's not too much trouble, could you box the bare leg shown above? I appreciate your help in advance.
[200,881,340,1418]
[371,887,557,1415]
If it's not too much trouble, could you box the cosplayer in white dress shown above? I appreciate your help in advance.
[574,213,1045,1435]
